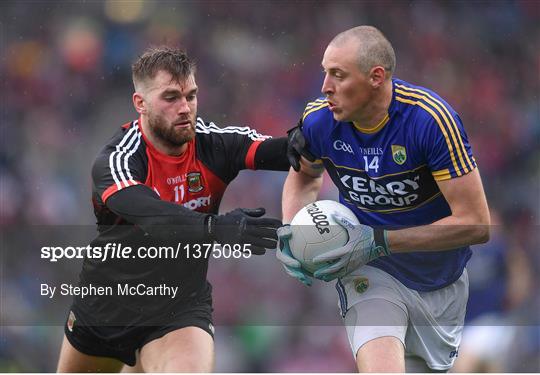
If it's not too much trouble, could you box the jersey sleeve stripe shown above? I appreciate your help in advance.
[109,124,136,189]
[117,125,140,187]
[102,184,119,202]
[395,96,461,176]
[302,102,329,121]
[195,118,270,141]
[115,128,136,185]
[395,84,474,172]
[245,140,262,170]
[432,168,450,176]
[123,131,142,182]
[432,168,452,181]
[109,122,142,190]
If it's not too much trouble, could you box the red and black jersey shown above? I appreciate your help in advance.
[81,117,286,313]
[93,117,268,218]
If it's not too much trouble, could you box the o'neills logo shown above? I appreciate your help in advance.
[306,203,330,234]
[187,172,203,192]
[167,175,185,185]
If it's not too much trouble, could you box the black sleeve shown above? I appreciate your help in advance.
[106,185,210,242]
[254,137,290,171]
[195,118,273,183]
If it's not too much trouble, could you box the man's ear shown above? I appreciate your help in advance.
[369,66,386,88]
[133,92,146,114]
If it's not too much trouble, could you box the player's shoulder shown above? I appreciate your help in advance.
[95,120,146,164]
[301,97,334,128]
[393,78,458,122]
[194,116,270,142]
[91,119,148,187]
[101,120,144,149]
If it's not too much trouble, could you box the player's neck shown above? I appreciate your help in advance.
[352,79,393,132]
[140,117,188,156]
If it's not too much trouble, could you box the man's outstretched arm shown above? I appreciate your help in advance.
[106,185,210,241]
[106,185,281,253]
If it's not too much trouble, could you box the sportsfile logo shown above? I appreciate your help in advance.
[333,140,354,154]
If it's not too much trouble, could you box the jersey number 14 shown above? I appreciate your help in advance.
[363,156,379,173]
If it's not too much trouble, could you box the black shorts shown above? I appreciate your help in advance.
[63,287,214,366]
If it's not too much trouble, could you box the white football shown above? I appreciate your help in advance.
[289,200,360,273]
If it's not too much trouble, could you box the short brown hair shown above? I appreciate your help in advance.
[132,46,196,90]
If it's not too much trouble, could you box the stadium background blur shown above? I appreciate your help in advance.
[1,0,538,372]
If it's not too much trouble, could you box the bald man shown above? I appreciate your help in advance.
[278,26,490,372]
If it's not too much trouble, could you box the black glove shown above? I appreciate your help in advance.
[287,121,317,172]
[206,208,282,255]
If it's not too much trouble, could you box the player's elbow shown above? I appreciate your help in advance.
[468,211,491,244]
[455,209,490,245]
[472,225,490,244]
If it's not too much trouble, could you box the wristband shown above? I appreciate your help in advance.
[374,228,389,254]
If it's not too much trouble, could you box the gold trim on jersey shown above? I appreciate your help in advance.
[302,101,329,121]
[321,157,429,179]
[395,84,474,172]
[305,99,326,110]
[343,191,443,214]
[432,166,477,181]
[431,168,452,181]
[395,96,461,176]
[353,113,390,134]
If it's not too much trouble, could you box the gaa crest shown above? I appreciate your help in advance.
[187,172,203,193]
[391,145,407,165]
[354,277,369,293]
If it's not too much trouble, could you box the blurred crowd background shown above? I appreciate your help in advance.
[1,0,539,372]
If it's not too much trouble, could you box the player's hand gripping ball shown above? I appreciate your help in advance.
[288,200,360,274]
